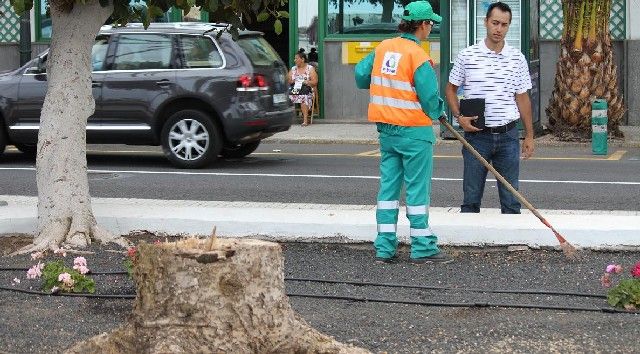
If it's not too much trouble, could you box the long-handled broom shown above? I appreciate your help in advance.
[438,116,578,259]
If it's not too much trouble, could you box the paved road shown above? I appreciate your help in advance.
[0,143,639,211]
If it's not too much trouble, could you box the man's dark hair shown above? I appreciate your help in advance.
[486,1,512,22]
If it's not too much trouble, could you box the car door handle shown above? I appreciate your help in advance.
[156,79,172,87]
[92,81,103,88]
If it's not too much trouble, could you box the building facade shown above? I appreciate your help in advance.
[0,0,637,126]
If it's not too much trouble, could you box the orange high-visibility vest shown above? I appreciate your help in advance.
[368,37,433,126]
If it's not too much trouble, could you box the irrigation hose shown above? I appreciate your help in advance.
[0,267,607,299]
[0,285,632,314]
[286,277,607,299]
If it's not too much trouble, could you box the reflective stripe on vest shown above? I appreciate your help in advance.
[370,95,422,110]
[368,37,433,127]
[371,76,416,93]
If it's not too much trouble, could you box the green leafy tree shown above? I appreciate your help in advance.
[546,0,625,139]
[9,0,287,253]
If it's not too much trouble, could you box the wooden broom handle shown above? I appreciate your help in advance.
[438,116,543,220]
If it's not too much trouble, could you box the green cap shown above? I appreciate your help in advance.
[401,1,442,23]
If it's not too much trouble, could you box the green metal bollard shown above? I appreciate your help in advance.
[591,99,608,155]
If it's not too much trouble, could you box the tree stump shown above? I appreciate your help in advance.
[66,238,369,353]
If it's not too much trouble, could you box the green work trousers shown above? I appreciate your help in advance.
[374,132,439,259]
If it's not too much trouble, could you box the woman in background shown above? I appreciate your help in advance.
[288,50,318,126]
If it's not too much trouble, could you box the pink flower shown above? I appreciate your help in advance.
[601,273,612,288]
[73,265,90,275]
[26,262,44,279]
[54,248,67,257]
[631,262,640,278]
[126,247,137,258]
[606,264,623,274]
[73,256,87,267]
[58,272,74,287]
[30,251,44,260]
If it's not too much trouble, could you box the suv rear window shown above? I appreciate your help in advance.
[180,35,224,69]
[237,36,281,66]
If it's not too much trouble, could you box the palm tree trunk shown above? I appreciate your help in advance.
[546,0,625,139]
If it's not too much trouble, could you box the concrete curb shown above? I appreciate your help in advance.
[2,196,639,250]
[264,137,640,148]
[263,124,640,147]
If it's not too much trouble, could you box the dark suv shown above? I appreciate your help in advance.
[0,22,294,168]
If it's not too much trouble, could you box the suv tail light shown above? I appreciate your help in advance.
[236,74,269,92]
[254,74,268,90]
[237,74,253,90]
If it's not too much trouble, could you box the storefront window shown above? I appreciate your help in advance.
[327,0,439,36]
[449,0,467,63]
[529,0,539,61]
[475,0,521,50]
[183,8,203,22]
[35,0,51,41]
[298,0,319,54]
[34,0,175,41]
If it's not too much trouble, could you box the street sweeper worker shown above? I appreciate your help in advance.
[354,1,452,265]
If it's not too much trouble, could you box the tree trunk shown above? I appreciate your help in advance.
[24,0,125,253]
[546,0,625,140]
[381,0,395,23]
[66,238,370,353]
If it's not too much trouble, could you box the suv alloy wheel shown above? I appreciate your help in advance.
[161,110,222,168]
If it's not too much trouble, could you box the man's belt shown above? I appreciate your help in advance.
[483,120,517,134]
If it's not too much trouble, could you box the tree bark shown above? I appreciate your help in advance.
[546,0,625,139]
[66,238,370,353]
[23,0,126,253]
[381,0,395,23]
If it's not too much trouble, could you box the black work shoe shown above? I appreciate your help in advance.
[410,252,453,264]
[375,254,398,264]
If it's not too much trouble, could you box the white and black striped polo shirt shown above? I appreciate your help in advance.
[448,39,532,127]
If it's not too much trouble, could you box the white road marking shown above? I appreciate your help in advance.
[1,167,640,186]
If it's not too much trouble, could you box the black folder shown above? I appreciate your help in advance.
[460,98,486,129]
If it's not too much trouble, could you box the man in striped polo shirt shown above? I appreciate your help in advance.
[445,1,534,214]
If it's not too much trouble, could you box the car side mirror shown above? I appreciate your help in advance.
[37,56,46,73]
[26,56,47,74]
[25,66,40,74]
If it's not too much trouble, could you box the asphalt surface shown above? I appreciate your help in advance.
[0,144,639,211]
[1,236,639,353]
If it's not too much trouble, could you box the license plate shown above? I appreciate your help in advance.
[273,93,288,104]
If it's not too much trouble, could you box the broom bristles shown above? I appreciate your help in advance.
[559,241,578,260]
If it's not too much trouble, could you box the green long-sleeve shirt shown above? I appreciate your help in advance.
[355,33,444,142]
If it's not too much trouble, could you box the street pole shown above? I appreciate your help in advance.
[19,12,32,66]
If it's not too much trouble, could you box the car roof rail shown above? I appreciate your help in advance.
[100,22,230,32]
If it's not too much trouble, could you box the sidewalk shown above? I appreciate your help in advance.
[2,196,639,250]
[1,123,639,250]
[264,121,640,147]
